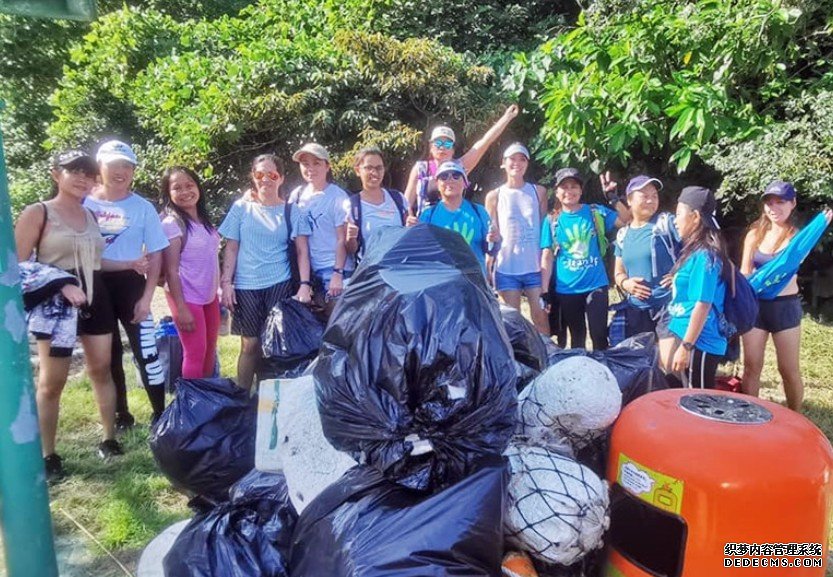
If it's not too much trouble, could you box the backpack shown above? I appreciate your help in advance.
[718,262,759,339]
[549,204,611,256]
[285,187,301,287]
[157,210,188,288]
[416,160,440,214]
[349,188,408,262]
[614,212,680,279]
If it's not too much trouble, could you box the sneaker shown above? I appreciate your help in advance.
[97,439,125,460]
[115,411,136,431]
[43,454,65,482]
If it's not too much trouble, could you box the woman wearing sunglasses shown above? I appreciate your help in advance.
[218,154,304,390]
[405,104,520,216]
[15,149,119,479]
[419,161,494,273]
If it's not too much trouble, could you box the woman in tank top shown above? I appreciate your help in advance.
[14,149,122,481]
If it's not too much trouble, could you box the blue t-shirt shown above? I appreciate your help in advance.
[541,204,617,294]
[668,250,727,355]
[420,200,490,271]
[84,193,170,260]
[614,214,677,309]
[218,199,300,290]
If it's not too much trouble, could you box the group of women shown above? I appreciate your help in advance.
[17,105,831,482]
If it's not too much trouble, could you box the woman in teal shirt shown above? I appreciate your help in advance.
[667,186,729,388]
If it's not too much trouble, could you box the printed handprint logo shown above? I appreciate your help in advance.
[564,222,593,259]
[451,219,476,245]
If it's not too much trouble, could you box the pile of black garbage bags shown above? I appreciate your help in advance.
[150,225,665,577]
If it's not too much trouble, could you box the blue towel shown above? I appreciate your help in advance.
[748,211,832,300]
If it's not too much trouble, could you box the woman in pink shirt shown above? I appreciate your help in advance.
[160,167,221,378]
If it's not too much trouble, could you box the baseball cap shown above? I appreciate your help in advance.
[292,143,330,163]
[761,180,796,201]
[503,142,530,160]
[52,149,98,174]
[626,175,663,195]
[554,167,583,187]
[96,140,137,165]
[435,161,469,186]
[430,126,456,143]
[678,186,720,229]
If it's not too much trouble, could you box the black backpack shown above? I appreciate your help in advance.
[285,187,302,287]
[349,188,408,261]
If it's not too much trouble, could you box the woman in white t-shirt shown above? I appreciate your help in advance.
[345,147,408,262]
[160,167,221,380]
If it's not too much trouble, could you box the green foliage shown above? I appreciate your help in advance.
[510,0,808,173]
[704,90,833,212]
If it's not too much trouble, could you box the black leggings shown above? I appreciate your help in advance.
[684,348,720,389]
[101,270,166,418]
[557,287,609,350]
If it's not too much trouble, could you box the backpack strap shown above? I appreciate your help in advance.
[388,189,408,225]
[590,204,609,256]
[285,185,303,245]
[614,224,629,253]
[349,192,364,257]
[35,201,48,255]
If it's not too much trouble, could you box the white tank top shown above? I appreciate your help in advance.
[495,182,541,275]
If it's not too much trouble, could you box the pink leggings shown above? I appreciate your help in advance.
[166,296,221,379]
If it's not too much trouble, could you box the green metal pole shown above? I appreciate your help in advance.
[0,100,59,576]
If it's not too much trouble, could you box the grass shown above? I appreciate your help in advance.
[3,313,833,575]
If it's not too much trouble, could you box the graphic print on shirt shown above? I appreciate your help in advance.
[93,209,130,246]
[451,218,476,245]
[667,281,685,318]
[563,221,594,260]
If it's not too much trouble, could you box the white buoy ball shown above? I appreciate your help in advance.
[504,444,610,565]
[516,356,622,452]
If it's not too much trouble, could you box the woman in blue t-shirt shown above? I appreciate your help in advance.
[419,161,494,272]
[540,168,630,350]
[613,175,680,361]
[667,186,730,389]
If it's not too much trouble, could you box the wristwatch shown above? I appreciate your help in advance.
[682,341,695,352]
[332,268,345,276]
[299,280,312,286]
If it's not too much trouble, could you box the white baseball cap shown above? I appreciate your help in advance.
[430,126,456,142]
[292,142,330,162]
[96,140,137,165]
[503,142,530,159]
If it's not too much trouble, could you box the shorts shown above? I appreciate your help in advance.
[754,294,802,334]
[77,271,115,336]
[625,303,673,340]
[313,267,354,293]
[232,280,294,338]
[495,271,542,292]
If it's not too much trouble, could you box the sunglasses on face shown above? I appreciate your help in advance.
[437,172,464,182]
[432,139,454,150]
[254,170,280,182]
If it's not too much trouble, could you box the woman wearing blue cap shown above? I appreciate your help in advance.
[740,181,833,411]
[667,186,730,388]
[419,161,494,272]
[404,105,519,216]
[612,175,680,359]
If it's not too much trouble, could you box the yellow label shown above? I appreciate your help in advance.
[617,453,684,515]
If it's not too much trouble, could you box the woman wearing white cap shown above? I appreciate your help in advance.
[288,142,352,316]
[85,139,170,432]
[612,175,680,359]
[484,142,548,334]
[405,104,520,216]
[740,182,833,410]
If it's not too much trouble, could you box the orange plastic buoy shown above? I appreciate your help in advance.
[605,389,833,577]
[502,550,539,577]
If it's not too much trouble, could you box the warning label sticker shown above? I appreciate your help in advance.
[617,453,684,515]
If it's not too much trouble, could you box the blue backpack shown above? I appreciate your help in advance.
[719,263,759,339]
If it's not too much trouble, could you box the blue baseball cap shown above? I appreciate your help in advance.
[435,161,469,186]
[762,181,796,201]
[626,175,663,195]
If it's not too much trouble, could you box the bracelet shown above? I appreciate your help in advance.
[221,278,234,285]
[299,280,312,286]
[332,268,344,275]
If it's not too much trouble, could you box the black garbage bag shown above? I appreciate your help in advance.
[315,225,518,492]
[164,470,298,577]
[546,332,667,406]
[499,304,548,390]
[259,298,324,379]
[289,456,508,577]
[150,378,256,501]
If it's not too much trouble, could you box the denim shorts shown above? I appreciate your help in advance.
[495,271,542,292]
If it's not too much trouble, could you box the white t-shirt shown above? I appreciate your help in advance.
[495,182,541,276]
[293,183,353,271]
[355,190,406,244]
[84,192,169,261]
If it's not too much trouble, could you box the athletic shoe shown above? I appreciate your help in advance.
[97,439,125,460]
[115,411,136,431]
[43,454,65,482]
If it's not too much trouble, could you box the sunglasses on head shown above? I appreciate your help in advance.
[437,172,464,182]
[254,170,280,182]
[433,139,454,150]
